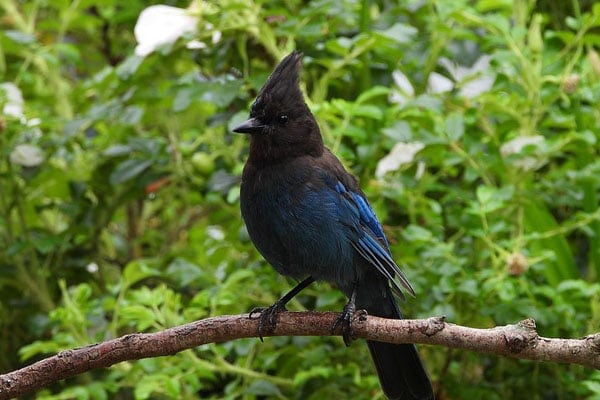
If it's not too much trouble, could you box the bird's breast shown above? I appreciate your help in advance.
[240,162,356,286]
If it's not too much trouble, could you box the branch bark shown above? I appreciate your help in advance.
[1,312,599,399]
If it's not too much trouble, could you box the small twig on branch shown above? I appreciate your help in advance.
[1,312,599,399]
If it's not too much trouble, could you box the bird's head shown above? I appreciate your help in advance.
[234,51,323,163]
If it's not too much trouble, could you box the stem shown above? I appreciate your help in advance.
[358,0,371,92]
[2,162,56,312]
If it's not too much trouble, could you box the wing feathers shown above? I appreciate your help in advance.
[334,180,415,297]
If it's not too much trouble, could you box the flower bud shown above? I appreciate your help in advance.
[507,252,528,276]
[588,49,600,76]
[528,14,543,54]
[562,74,579,94]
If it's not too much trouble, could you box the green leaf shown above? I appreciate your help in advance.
[356,86,390,103]
[201,81,244,108]
[523,199,579,285]
[19,340,62,361]
[173,87,195,112]
[30,232,66,254]
[474,185,514,213]
[54,43,81,64]
[116,55,144,79]
[109,159,152,185]
[167,258,208,287]
[377,23,418,43]
[103,144,132,157]
[87,382,109,400]
[122,261,160,288]
[120,305,156,330]
[316,289,344,308]
[293,366,333,386]
[352,104,383,120]
[382,120,413,141]
[4,30,35,44]
[444,112,464,142]
[245,380,282,396]
[119,105,144,125]
[477,0,513,12]
[164,378,181,397]
[134,375,164,400]
[401,225,433,242]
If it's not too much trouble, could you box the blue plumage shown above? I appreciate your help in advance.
[234,51,433,400]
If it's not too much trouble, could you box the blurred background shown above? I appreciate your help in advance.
[1,0,599,398]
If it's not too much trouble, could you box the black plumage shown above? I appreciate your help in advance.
[234,51,434,400]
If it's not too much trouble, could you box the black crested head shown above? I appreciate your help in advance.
[253,50,305,119]
[234,51,323,165]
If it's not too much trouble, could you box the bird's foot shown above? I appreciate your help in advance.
[249,301,287,341]
[355,308,368,322]
[332,302,367,346]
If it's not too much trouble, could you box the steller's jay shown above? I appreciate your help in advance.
[233,51,433,400]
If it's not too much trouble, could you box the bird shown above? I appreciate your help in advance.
[233,51,434,400]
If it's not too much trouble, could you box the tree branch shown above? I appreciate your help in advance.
[1,312,599,399]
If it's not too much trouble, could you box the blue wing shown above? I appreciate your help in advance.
[332,180,415,299]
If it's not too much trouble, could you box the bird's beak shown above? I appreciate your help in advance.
[233,117,265,135]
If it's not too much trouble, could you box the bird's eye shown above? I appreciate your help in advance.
[277,114,288,125]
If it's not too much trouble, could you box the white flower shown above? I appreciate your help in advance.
[134,5,198,57]
[211,30,222,44]
[438,55,495,98]
[9,144,44,167]
[500,135,545,155]
[186,40,207,50]
[27,117,42,127]
[86,262,99,273]
[427,72,454,94]
[207,225,225,241]
[0,82,24,118]
[376,142,425,178]
[389,70,415,105]
[500,135,545,170]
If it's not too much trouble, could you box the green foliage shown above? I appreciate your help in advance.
[1,0,600,398]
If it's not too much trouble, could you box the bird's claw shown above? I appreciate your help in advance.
[332,302,366,346]
[249,302,287,341]
[355,309,368,322]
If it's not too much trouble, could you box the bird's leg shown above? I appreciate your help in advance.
[332,283,361,346]
[249,275,315,340]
